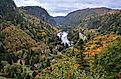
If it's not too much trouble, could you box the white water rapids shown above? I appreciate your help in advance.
[57,31,70,46]
[57,31,87,47]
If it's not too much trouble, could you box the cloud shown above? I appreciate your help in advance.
[13,0,121,16]
[13,0,41,6]
[103,0,121,9]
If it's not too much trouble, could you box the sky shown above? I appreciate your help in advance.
[13,0,121,16]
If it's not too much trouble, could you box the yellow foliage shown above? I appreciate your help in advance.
[34,73,41,79]
[52,27,59,33]
[39,31,47,37]
[2,25,36,52]
[73,64,80,69]
[84,34,119,56]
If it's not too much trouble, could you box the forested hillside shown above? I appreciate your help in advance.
[20,6,56,25]
[80,10,121,34]
[60,7,113,27]
[0,0,59,78]
[0,0,121,79]
[53,16,65,25]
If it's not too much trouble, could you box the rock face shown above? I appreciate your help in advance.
[20,6,56,25]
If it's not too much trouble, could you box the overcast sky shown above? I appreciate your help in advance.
[13,0,121,16]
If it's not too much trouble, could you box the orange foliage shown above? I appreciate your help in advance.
[84,33,119,56]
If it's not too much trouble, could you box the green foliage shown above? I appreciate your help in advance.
[90,37,121,79]
[1,63,33,79]
[1,24,36,52]
[80,11,121,34]
[61,7,111,27]
[20,6,56,25]
[1,0,121,79]
[39,55,86,79]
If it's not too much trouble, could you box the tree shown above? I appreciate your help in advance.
[93,37,121,79]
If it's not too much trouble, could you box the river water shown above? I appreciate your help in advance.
[57,31,70,46]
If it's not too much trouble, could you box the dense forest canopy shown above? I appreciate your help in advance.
[0,0,121,79]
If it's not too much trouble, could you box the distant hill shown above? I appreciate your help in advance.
[0,0,17,21]
[0,0,16,16]
[20,6,56,25]
[53,16,65,25]
[80,10,121,34]
[60,7,113,27]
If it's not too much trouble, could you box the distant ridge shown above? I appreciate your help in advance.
[20,6,56,25]
[53,16,65,25]
[60,7,115,27]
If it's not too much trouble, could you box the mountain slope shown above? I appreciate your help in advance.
[60,7,113,27]
[80,10,121,34]
[0,0,16,16]
[1,23,36,52]
[0,0,58,41]
[53,16,65,25]
[0,0,59,53]
[0,0,17,22]
[20,6,56,25]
